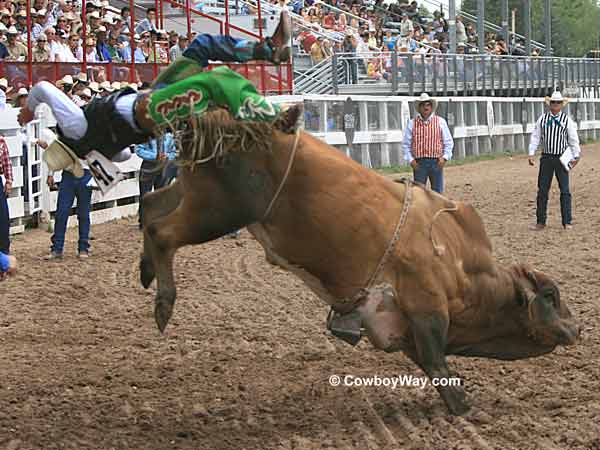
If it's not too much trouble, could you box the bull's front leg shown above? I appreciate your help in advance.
[408,312,470,416]
[140,179,184,289]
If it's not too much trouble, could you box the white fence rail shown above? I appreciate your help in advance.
[3,94,600,235]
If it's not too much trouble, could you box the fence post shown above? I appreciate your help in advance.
[391,48,398,93]
[407,53,414,96]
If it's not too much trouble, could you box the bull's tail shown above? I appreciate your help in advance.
[429,201,460,256]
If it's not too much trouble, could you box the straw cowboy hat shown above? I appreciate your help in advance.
[43,139,84,178]
[88,81,100,93]
[544,91,569,107]
[415,92,438,112]
[0,78,12,93]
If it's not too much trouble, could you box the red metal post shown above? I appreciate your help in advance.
[256,0,263,39]
[224,0,229,35]
[186,0,192,40]
[26,0,32,85]
[130,0,136,83]
[82,0,87,72]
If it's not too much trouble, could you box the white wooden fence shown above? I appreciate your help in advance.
[3,94,600,235]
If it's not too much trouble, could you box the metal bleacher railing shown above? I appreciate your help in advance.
[327,51,600,98]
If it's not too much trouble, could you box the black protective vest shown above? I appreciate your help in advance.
[58,87,151,159]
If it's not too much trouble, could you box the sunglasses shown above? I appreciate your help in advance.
[550,101,562,105]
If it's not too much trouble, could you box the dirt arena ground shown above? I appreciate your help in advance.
[1,144,600,450]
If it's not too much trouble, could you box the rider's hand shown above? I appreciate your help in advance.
[410,160,418,169]
[528,157,535,166]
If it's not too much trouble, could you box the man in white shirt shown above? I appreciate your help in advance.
[528,91,581,231]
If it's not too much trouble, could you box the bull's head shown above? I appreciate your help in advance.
[450,266,581,360]
[517,269,580,348]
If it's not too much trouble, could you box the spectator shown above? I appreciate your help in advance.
[106,34,121,61]
[0,133,12,255]
[32,33,50,61]
[119,34,145,63]
[135,133,177,229]
[169,34,188,62]
[322,11,335,30]
[168,30,178,49]
[321,38,333,58]
[13,87,27,108]
[57,75,75,99]
[85,36,98,61]
[310,35,324,64]
[383,29,396,51]
[147,29,168,63]
[95,26,111,61]
[400,13,413,39]
[5,26,27,61]
[456,16,467,46]
[31,9,46,41]
[120,6,131,34]
[41,128,94,260]
[68,33,83,61]
[0,25,9,60]
[134,7,157,36]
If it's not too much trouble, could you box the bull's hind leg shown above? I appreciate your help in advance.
[407,311,470,416]
[140,180,184,288]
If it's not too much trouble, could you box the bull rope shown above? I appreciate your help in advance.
[262,128,301,221]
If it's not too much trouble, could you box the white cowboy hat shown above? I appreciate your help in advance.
[0,78,12,93]
[544,91,569,107]
[88,81,100,93]
[99,80,114,92]
[79,88,92,98]
[111,81,121,90]
[16,87,28,96]
[7,25,19,34]
[43,139,84,178]
[415,92,438,112]
[61,74,74,85]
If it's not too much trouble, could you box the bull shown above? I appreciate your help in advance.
[139,107,580,415]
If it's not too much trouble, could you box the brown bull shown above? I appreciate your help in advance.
[140,107,580,415]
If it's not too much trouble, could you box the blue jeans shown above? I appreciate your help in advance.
[536,154,571,226]
[138,159,178,227]
[413,157,444,193]
[0,177,10,254]
[183,34,255,68]
[51,170,92,254]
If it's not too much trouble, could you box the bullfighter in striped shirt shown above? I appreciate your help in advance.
[403,93,454,194]
[528,91,581,231]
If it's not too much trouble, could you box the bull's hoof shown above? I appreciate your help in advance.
[327,310,363,346]
[140,256,155,289]
[154,300,174,333]
[444,389,471,416]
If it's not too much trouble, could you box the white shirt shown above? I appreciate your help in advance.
[528,112,581,158]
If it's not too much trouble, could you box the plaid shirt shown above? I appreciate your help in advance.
[0,136,13,185]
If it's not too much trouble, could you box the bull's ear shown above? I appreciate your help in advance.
[275,105,302,134]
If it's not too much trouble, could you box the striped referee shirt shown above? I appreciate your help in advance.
[528,111,581,158]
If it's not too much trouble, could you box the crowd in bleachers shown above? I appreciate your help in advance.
[289,0,539,80]
[0,0,193,65]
